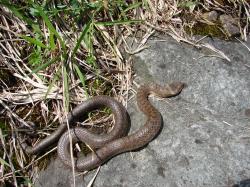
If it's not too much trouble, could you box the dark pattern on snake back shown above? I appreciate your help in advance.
[57,82,184,171]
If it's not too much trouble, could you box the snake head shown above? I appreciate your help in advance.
[167,82,186,96]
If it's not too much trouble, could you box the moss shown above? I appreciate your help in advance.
[88,77,113,96]
[185,22,226,38]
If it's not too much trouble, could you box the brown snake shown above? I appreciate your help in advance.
[22,82,184,171]
[57,82,184,171]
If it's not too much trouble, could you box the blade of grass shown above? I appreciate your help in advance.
[72,21,92,57]
[20,35,47,49]
[80,22,96,67]
[73,63,88,97]
[29,56,60,75]
[0,157,11,168]
[49,33,56,50]
[44,66,61,99]
[123,2,142,13]
[84,23,94,54]
[63,65,69,112]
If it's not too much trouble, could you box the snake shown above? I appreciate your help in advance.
[57,82,184,171]
[22,82,184,171]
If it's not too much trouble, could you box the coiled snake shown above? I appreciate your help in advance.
[22,82,184,171]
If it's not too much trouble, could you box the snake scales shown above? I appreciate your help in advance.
[22,82,184,171]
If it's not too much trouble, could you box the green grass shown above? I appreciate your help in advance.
[1,0,142,109]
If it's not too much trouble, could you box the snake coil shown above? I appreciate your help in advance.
[22,82,185,172]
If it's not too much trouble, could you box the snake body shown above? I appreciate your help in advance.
[57,82,184,171]
[22,96,129,154]
[22,83,184,171]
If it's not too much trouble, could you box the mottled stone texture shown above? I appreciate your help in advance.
[35,36,250,187]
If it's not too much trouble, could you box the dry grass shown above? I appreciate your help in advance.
[0,0,249,186]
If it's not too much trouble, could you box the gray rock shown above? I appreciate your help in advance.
[219,14,240,36]
[35,158,84,187]
[202,11,218,22]
[35,36,250,187]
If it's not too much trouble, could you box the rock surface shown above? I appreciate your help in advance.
[219,14,240,36]
[35,36,250,187]
[202,10,218,22]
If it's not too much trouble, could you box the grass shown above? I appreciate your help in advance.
[0,0,249,186]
